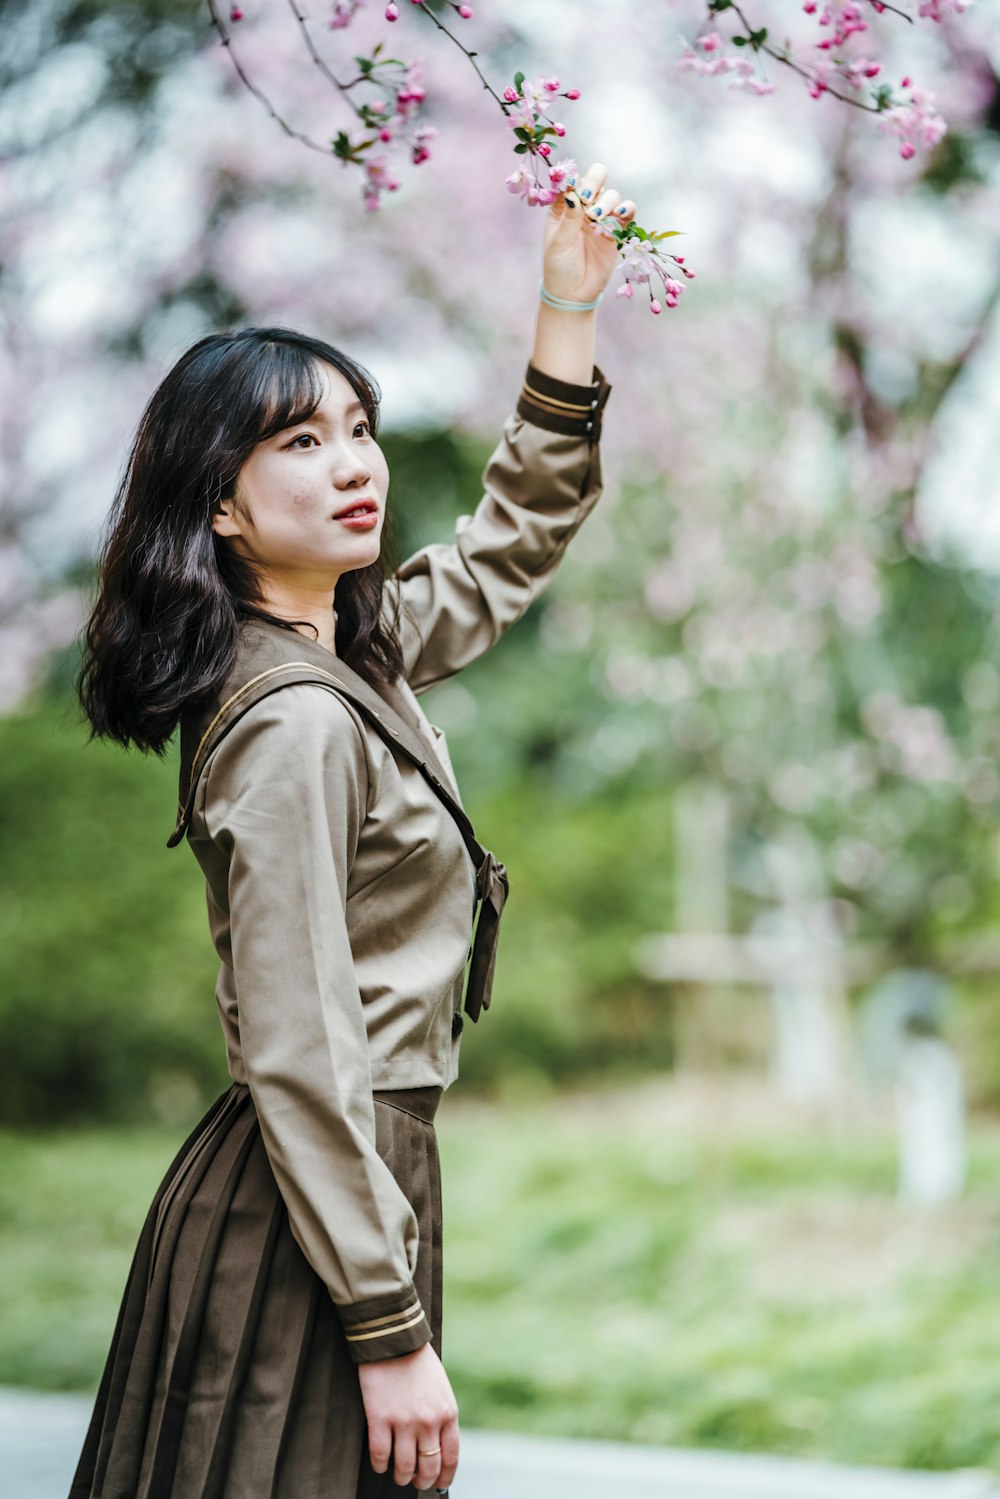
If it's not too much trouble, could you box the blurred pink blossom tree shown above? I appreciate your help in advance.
[2,0,999,953]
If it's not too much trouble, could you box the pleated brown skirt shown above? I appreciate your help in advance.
[69,1082,445,1499]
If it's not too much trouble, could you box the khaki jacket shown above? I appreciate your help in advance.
[175,359,612,1360]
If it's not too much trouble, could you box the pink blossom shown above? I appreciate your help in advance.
[385,2,398,17]
[230,4,244,19]
[840,57,882,89]
[502,85,519,103]
[329,0,364,27]
[918,0,969,17]
[364,154,400,191]
[876,85,947,157]
[650,299,662,315]
[506,104,537,131]
[458,3,473,15]
[544,77,561,91]
[617,282,634,299]
[564,87,580,100]
[547,156,578,186]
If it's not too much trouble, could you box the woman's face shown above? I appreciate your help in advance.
[212,360,389,589]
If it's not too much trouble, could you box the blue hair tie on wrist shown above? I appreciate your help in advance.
[538,280,603,312]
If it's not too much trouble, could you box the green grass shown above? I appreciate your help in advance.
[3,1081,1000,1471]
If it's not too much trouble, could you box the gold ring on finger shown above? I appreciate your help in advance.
[419,1446,442,1457]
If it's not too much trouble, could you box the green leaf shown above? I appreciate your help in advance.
[514,70,525,90]
[373,40,382,57]
[732,34,748,46]
[513,143,529,154]
[750,26,768,45]
[650,230,682,241]
[514,127,532,142]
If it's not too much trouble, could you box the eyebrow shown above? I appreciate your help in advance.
[285,399,367,432]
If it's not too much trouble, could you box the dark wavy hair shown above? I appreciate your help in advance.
[77,326,405,755]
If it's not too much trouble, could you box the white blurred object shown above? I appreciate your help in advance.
[896,1031,966,1206]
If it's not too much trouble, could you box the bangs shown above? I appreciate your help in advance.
[233,336,379,451]
[252,342,327,444]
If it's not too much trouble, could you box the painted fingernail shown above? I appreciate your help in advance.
[566,173,577,186]
[580,187,592,200]
[592,206,603,216]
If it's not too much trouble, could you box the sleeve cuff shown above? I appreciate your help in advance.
[515,360,612,441]
[336,1284,432,1364]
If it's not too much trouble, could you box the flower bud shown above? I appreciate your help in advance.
[650,299,662,314]
[230,4,244,17]
[565,87,580,100]
[503,85,519,103]
[459,3,473,14]
[385,1,399,16]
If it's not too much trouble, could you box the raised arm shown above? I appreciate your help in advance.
[390,161,631,694]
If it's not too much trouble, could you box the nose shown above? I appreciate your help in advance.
[332,446,372,489]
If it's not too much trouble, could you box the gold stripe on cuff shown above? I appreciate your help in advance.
[345,1299,422,1334]
[344,1309,428,1343]
[520,382,594,414]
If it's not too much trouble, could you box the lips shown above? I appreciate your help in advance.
[333,499,378,520]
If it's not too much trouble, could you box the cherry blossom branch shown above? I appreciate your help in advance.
[207,0,332,155]
[727,0,884,113]
[286,0,354,99]
[203,0,693,313]
[402,0,509,110]
[680,0,964,158]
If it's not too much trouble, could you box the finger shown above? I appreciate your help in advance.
[393,1428,417,1490]
[585,187,622,224]
[575,161,608,209]
[368,1417,392,1476]
[438,1414,460,1490]
[414,1427,444,1492]
[613,198,636,223]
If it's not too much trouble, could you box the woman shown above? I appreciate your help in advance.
[71,160,626,1498]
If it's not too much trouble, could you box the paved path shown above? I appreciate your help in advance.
[3,1387,997,1499]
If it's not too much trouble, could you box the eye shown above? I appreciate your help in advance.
[354,419,371,437]
[288,433,318,450]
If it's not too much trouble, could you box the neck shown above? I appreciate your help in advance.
[256,581,338,656]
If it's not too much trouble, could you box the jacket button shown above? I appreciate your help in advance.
[452,1011,464,1038]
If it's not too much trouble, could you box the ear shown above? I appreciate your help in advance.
[210,502,243,540]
